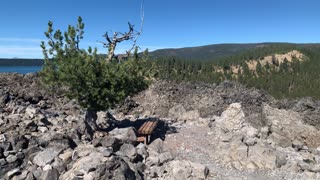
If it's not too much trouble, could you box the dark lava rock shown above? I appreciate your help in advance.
[0,93,11,105]
[11,135,29,150]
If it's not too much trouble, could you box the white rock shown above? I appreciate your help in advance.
[245,126,258,138]
[246,161,258,170]
[216,103,245,132]
[38,126,48,133]
[43,164,52,171]
[83,172,95,180]
[59,150,73,162]
[6,168,20,179]
[6,154,17,163]
[260,126,270,139]
[25,106,38,118]
[244,137,257,146]
[0,134,6,142]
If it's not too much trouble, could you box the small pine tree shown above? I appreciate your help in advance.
[280,57,289,73]
[40,17,150,138]
[256,61,263,76]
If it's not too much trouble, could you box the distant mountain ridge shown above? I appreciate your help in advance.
[1,43,320,66]
[149,42,320,61]
[150,43,263,60]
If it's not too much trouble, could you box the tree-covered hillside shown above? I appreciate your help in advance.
[154,43,320,99]
[150,42,304,61]
[2,42,320,100]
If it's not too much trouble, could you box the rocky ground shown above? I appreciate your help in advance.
[1,73,320,179]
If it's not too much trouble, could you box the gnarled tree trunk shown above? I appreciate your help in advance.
[79,109,98,140]
[106,43,117,62]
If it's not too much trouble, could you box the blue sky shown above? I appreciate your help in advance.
[0,0,320,58]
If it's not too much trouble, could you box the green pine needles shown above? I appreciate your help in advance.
[40,16,151,112]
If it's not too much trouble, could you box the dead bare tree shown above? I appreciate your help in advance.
[100,0,144,62]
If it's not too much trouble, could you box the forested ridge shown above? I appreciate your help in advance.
[154,43,320,99]
[150,42,318,60]
[150,43,265,60]
[2,43,320,99]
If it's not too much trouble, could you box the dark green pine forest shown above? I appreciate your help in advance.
[153,43,320,99]
[2,43,320,100]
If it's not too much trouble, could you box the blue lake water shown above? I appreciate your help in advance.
[0,66,42,74]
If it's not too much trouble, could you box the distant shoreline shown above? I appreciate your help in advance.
[0,58,44,66]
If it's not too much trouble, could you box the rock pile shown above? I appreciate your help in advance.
[210,103,320,175]
[125,80,275,125]
[3,73,320,179]
[0,73,208,180]
[120,80,320,179]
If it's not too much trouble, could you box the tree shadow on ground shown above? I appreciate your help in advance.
[104,114,178,143]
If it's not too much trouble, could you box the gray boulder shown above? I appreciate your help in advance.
[263,104,320,148]
[148,138,164,155]
[0,93,10,105]
[101,136,122,151]
[32,147,63,167]
[5,167,21,179]
[275,154,287,168]
[292,139,304,151]
[216,103,245,132]
[11,135,29,150]
[136,143,148,158]
[40,168,59,180]
[109,127,137,143]
[168,104,186,120]
[159,152,174,165]
[120,143,137,162]
[25,106,38,119]
[159,160,209,180]
[61,149,136,180]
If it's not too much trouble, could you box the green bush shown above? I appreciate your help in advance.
[40,17,151,134]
